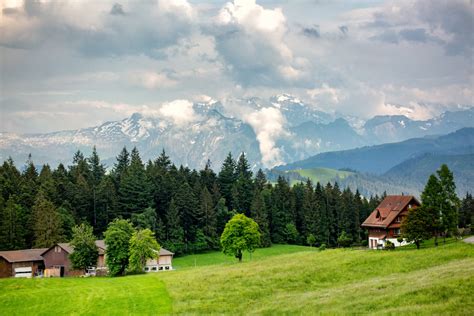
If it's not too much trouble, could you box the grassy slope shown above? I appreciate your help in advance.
[0,242,473,315]
[172,244,309,269]
[0,274,171,315]
[294,167,354,185]
[158,241,474,314]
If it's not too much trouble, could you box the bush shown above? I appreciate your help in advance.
[361,240,368,247]
[337,231,352,248]
[319,243,326,251]
[397,237,404,244]
[384,240,395,250]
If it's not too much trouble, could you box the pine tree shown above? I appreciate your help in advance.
[165,198,185,254]
[437,164,460,240]
[96,175,118,234]
[232,153,254,215]
[118,147,150,217]
[112,147,130,188]
[217,153,236,210]
[200,187,218,249]
[32,191,64,248]
[459,193,473,228]
[174,182,199,248]
[270,176,293,243]
[0,158,22,203]
[420,174,443,245]
[88,146,105,187]
[20,155,38,210]
[0,197,27,250]
[254,169,267,192]
[250,189,271,247]
[38,165,57,202]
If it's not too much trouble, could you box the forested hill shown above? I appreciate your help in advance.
[0,148,381,253]
[276,128,474,174]
[1,145,473,254]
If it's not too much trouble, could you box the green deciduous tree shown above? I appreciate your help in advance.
[128,229,160,273]
[69,223,99,271]
[401,206,432,249]
[104,219,135,276]
[220,214,260,262]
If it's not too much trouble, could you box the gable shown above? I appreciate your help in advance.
[361,195,420,229]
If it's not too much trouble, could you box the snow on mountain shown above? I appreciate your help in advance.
[0,96,472,170]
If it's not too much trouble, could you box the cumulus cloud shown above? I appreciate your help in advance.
[243,107,287,167]
[306,83,342,106]
[209,0,305,86]
[158,99,200,125]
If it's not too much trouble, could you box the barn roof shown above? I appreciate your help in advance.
[159,248,174,256]
[0,248,48,263]
[42,240,107,256]
[361,195,420,229]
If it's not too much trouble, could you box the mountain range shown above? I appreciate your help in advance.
[0,94,473,170]
[271,128,474,197]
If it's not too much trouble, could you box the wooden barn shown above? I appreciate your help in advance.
[361,195,420,249]
[41,240,107,277]
[0,248,47,278]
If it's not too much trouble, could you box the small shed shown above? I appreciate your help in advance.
[144,248,174,272]
[0,248,47,278]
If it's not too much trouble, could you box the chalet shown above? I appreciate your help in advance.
[0,248,47,278]
[361,195,420,249]
[41,240,107,277]
[144,248,174,272]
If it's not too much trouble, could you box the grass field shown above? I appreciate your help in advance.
[1,241,473,315]
[294,167,354,184]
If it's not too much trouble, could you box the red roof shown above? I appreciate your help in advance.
[0,248,48,263]
[361,195,420,229]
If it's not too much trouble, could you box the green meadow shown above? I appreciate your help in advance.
[1,241,473,315]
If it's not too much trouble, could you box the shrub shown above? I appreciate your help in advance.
[384,240,395,250]
[361,240,368,247]
[397,237,404,244]
[319,243,326,251]
[337,231,352,248]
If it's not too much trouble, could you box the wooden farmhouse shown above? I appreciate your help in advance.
[144,248,174,272]
[0,248,47,278]
[361,195,420,249]
[0,240,174,278]
[41,240,107,277]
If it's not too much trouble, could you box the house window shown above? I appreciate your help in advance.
[152,267,157,271]
[144,267,149,272]
[394,229,400,235]
[396,216,401,223]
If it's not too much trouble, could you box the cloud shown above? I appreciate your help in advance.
[363,0,473,56]
[0,0,196,58]
[158,99,200,125]
[243,107,287,167]
[131,71,178,89]
[306,83,342,106]
[209,0,305,86]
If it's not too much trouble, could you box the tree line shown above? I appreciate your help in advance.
[0,147,472,253]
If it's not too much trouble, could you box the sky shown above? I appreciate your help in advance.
[0,0,473,133]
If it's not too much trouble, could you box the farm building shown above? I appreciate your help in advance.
[0,248,47,278]
[361,195,420,249]
[41,240,107,277]
[144,248,174,272]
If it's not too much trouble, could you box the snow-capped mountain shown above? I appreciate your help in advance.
[0,96,473,170]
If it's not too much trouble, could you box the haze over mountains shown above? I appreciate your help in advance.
[272,128,474,197]
[0,94,473,171]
